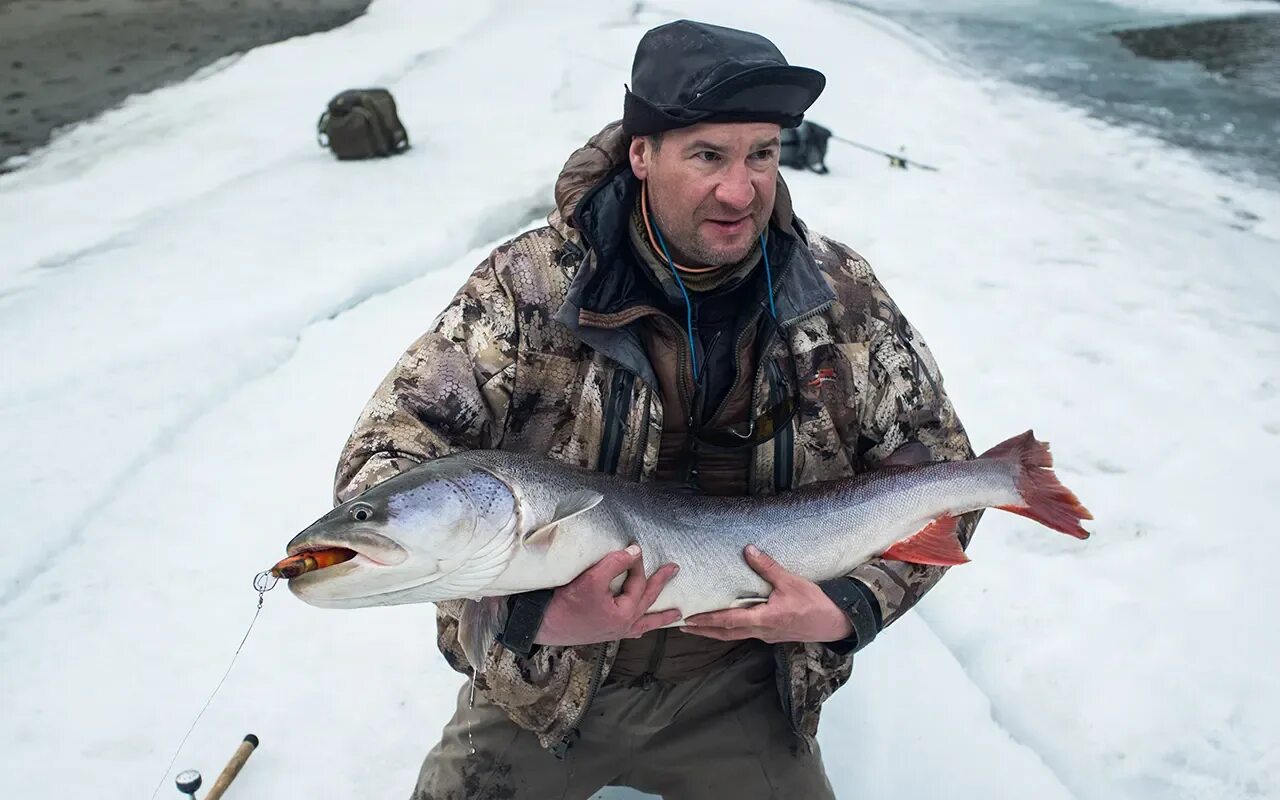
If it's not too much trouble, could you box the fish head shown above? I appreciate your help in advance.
[284,459,520,608]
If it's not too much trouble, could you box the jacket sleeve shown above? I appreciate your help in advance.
[332,250,526,664]
[841,277,982,632]
[333,252,517,504]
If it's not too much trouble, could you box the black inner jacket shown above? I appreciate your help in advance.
[573,167,796,425]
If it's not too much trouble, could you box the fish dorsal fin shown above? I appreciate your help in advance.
[458,596,509,673]
[524,489,603,550]
[881,515,970,566]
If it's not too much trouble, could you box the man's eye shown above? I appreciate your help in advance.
[752,149,777,161]
[695,151,721,163]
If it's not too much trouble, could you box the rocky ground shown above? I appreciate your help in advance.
[0,0,371,167]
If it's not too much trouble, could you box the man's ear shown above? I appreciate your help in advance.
[629,136,651,181]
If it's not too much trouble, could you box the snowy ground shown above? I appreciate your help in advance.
[1,0,1278,798]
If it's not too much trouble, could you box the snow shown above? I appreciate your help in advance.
[1,0,1277,798]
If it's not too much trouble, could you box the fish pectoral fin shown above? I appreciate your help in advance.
[729,597,768,608]
[457,596,509,673]
[524,489,604,550]
[881,515,970,566]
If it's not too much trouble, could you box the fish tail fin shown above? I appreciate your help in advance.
[981,430,1093,539]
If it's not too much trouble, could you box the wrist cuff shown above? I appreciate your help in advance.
[818,577,882,655]
[498,589,554,658]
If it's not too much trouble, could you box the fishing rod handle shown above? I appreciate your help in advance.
[204,734,259,800]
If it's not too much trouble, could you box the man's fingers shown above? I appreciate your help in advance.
[619,549,647,601]
[585,545,640,588]
[627,608,683,637]
[744,545,793,586]
[636,563,679,611]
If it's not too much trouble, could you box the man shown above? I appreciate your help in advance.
[334,20,979,799]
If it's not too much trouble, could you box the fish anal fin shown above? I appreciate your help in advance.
[524,489,603,550]
[730,597,768,608]
[458,596,508,673]
[881,515,970,566]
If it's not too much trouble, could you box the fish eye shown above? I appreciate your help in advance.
[350,503,374,522]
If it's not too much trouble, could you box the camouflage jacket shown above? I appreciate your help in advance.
[333,122,979,753]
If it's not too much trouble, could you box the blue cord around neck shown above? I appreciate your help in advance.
[760,231,778,321]
[650,221,779,383]
[650,221,701,380]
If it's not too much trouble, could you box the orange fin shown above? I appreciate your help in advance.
[981,430,1093,540]
[882,515,970,566]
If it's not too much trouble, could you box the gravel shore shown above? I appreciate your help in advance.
[0,0,371,166]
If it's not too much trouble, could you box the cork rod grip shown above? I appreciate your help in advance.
[204,734,259,800]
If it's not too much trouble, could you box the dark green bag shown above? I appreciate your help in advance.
[780,120,831,174]
[317,89,410,160]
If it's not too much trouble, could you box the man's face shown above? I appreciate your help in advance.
[629,121,781,268]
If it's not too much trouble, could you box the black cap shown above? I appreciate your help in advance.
[624,20,826,137]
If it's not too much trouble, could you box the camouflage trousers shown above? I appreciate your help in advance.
[411,646,836,799]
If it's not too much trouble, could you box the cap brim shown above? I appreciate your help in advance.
[689,64,826,120]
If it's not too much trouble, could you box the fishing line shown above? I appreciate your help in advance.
[147,571,278,800]
[467,675,478,756]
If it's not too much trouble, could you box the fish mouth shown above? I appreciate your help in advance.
[284,528,409,568]
[279,526,425,605]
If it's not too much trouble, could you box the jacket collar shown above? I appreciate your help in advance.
[550,123,835,382]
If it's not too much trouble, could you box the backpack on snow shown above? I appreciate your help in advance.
[780,121,832,174]
[316,89,410,160]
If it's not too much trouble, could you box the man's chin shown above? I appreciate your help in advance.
[699,242,757,267]
[692,225,764,267]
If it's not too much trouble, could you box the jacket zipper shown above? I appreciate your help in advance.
[774,647,808,746]
[598,368,634,474]
[704,304,766,427]
[554,367,635,758]
[767,359,794,491]
[631,393,653,482]
[552,642,607,759]
[755,299,833,741]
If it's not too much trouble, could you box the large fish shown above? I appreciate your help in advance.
[276,431,1091,668]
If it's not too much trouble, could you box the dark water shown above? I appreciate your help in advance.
[846,0,1280,186]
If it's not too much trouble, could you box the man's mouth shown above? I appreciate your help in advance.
[705,216,750,235]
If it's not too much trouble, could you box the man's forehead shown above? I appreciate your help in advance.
[664,121,782,147]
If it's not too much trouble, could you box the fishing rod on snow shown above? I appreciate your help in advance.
[782,121,941,174]
[830,133,939,172]
[174,734,259,800]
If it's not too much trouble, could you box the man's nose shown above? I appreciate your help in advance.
[714,163,756,211]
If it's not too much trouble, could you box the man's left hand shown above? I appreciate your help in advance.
[682,545,853,644]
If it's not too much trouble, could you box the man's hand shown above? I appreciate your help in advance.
[683,545,853,644]
[534,545,681,647]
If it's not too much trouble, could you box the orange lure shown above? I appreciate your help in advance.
[269,548,357,579]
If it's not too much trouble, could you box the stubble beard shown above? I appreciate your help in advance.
[652,204,767,268]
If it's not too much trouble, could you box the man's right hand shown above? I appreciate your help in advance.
[533,545,681,647]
